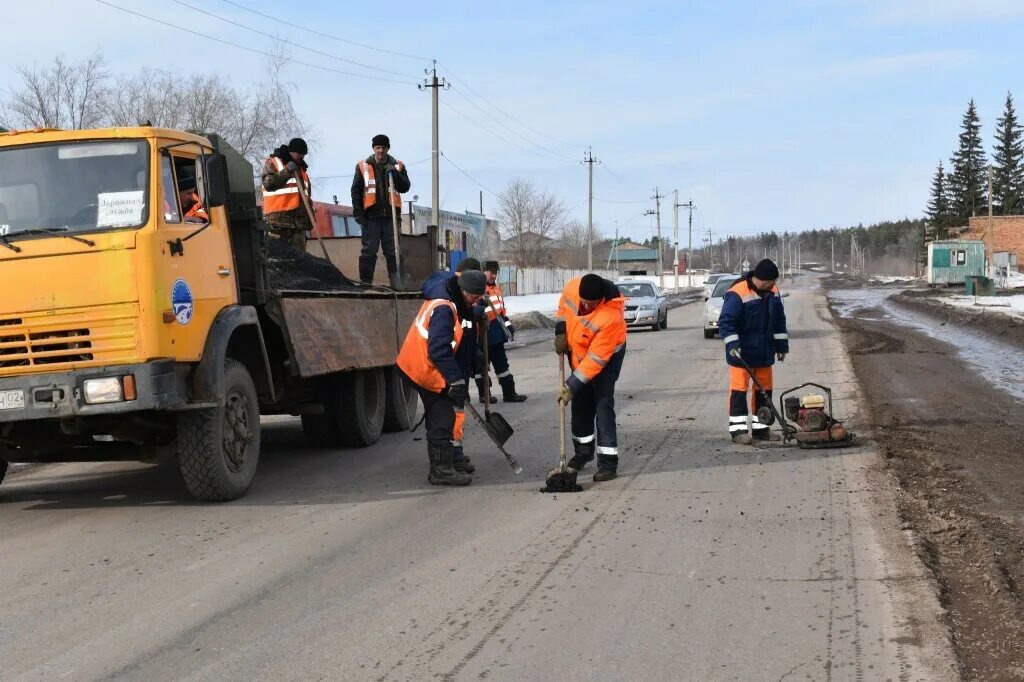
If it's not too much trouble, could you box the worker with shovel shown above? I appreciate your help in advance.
[476,260,528,404]
[718,259,789,444]
[396,269,488,486]
[261,138,312,251]
[351,134,410,288]
[553,274,627,483]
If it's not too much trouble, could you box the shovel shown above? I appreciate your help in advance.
[464,402,521,474]
[480,331,514,445]
[295,164,335,266]
[542,354,581,493]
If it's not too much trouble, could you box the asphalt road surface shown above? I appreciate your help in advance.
[0,276,955,681]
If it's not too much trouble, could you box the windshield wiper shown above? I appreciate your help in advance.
[8,227,96,247]
[0,234,22,253]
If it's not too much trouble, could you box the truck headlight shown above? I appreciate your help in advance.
[83,377,123,404]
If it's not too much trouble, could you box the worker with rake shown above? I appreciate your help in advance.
[718,259,789,444]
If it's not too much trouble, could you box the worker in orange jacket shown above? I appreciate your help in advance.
[177,176,209,224]
[554,274,627,482]
[397,269,487,486]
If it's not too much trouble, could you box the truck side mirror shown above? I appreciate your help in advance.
[204,154,227,208]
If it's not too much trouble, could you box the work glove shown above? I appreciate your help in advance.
[776,352,787,362]
[384,163,397,174]
[556,385,574,406]
[506,322,516,342]
[727,344,741,361]
[286,161,299,173]
[447,381,468,408]
[554,333,569,356]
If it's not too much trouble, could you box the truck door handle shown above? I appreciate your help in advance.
[217,267,232,277]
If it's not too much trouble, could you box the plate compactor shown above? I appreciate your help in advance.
[776,383,856,449]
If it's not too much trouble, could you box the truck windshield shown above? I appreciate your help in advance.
[0,139,149,238]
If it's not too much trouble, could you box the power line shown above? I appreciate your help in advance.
[437,61,582,150]
[312,155,433,180]
[447,88,575,162]
[94,0,417,85]
[593,197,647,204]
[169,0,417,79]
[441,99,571,163]
[440,151,499,198]
[216,0,430,61]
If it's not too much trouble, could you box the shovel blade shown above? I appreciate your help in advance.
[483,411,514,446]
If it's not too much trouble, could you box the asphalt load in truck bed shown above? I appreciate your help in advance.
[264,237,363,292]
[825,278,1024,679]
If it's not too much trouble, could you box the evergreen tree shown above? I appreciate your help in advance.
[924,161,952,241]
[948,99,988,220]
[992,91,1024,215]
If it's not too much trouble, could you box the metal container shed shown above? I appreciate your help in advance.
[926,239,985,285]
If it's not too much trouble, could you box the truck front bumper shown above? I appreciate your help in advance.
[0,360,181,423]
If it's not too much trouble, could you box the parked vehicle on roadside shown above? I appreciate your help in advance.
[702,276,740,338]
[617,280,668,331]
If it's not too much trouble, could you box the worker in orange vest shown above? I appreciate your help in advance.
[177,176,208,224]
[397,269,488,486]
[261,138,312,251]
[351,134,410,288]
[475,260,527,403]
[554,274,627,482]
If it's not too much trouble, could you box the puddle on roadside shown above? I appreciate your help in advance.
[829,288,1024,403]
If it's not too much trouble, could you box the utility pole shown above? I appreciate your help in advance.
[706,227,714,271]
[678,198,695,288]
[582,147,598,271]
[672,190,680,292]
[479,190,483,215]
[647,188,663,286]
[419,61,449,243]
[829,236,835,272]
[987,164,994,275]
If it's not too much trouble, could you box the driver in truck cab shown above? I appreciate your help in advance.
[177,176,208,224]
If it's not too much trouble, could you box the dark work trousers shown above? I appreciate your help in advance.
[571,348,625,471]
[416,385,456,448]
[359,216,398,282]
[474,343,510,388]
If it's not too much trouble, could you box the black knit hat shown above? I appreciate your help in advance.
[752,258,780,280]
[483,260,500,271]
[288,137,308,154]
[455,257,481,273]
[178,176,197,192]
[579,274,606,301]
[458,270,487,296]
[372,134,391,148]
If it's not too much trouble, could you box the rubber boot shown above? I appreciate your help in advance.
[428,442,471,486]
[594,454,618,481]
[499,375,528,403]
[358,259,374,285]
[475,377,497,404]
[388,270,402,290]
[453,445,475,473]
[731,432,753,445]
[567,441,594,471]
[752,428,781,442]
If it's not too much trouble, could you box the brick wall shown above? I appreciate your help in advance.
[965,216,1024,268]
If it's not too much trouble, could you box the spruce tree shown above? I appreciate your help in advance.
[924,161,952,241]
[948,99,988,220]
[992,91,1024,215]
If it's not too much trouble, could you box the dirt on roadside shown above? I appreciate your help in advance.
[826,282,1024,680]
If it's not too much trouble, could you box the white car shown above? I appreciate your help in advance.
[703,273,738,300]
[617,280,669,331]
[702,276,739,339]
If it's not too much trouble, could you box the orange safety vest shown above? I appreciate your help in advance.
[263,157,311,214]
[183,192,209,223]
[484,282,506,321]
[556,277,627,385]
[396,298,465,393]
[358,159,404,210]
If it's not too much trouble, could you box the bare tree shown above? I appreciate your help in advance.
[556,219,606,268]
[1,52,108,130]
[497,178,567,270]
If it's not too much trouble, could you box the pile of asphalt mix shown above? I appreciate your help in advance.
[508,311,556,331]
[264,237,362,292]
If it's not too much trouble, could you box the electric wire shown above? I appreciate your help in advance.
[440,151,500,198]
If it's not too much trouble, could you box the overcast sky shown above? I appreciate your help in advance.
[4,0,1024,244]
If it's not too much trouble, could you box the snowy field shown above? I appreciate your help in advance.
[503,274,708,316]
[944,293,1024,318]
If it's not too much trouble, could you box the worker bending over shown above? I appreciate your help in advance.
[717,259,789,444]
[555,274,627,482]
[476,260,527,404]
[397,269,488,486]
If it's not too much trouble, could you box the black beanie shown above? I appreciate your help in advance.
[578,274,606,301]
[752,258,780,280]
[288,137,308,154]
[372,134,391,148]
[455,257,481,273]
[458,270,487,296]
[483,260,500,271]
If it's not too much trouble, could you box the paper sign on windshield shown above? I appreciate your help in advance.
[97,191,145,228]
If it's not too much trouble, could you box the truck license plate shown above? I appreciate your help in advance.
[0,389,25,410]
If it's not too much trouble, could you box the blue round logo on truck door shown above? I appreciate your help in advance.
[172,279,194,325]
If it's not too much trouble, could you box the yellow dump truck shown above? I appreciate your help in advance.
[0,126,427,500]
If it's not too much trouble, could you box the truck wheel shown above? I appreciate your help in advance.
[301,413,338,447]
[383,366,419,432]
[178,358,261,501]
[337,368,386,447]
[703,328,715,339]
[0,458,7,486]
